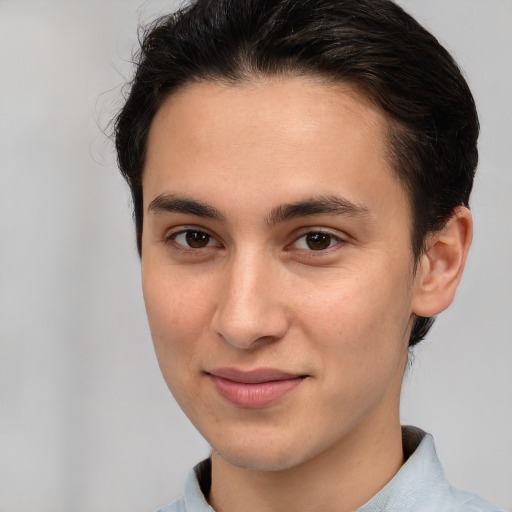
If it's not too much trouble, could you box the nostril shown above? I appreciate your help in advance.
[211,306,289,350]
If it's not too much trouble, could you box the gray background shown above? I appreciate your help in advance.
[0,1,510,511]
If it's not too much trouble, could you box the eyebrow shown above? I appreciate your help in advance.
[147,193,370,225]
[147,194,226,222]
[266,195,370,227]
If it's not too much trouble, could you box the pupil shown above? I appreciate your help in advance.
[186,231,209,248]
[306,233,331,250]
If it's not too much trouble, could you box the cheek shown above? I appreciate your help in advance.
[293,271,412,418]
[293,266,413,363]
[142,267,213,375]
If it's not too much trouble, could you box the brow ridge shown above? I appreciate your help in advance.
[147,194,226,221]
[266,195,370,227]
[147,193,369,226]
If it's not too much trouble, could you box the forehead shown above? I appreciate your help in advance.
[147,77,388,160]
[143,77,409,224]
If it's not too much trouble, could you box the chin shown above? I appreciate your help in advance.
[209,432,315,472]
[213,447,298,472]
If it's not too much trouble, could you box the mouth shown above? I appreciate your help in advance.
[207,367,307,409]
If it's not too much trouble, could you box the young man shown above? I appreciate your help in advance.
[115,0,502,510]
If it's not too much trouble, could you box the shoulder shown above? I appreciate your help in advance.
[154,496,187,512]
[406,428,505,512]
[438,488,505,512]
[402,429,505,512]
[154,459,214,512]
[359,427,505,512]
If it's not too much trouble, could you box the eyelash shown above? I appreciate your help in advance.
[290,230,345,252]
[164,227,346,254]
[164,228,220,252]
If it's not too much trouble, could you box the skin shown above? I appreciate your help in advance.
[141,77,472,512]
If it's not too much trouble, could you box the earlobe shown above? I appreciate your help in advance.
[412,206,473,317]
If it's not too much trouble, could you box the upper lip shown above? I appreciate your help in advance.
[207,367,304,384]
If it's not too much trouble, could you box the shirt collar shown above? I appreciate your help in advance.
[356,426,448,511]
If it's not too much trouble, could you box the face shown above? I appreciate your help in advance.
[141,78,420,472]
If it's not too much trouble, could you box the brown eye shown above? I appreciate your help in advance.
[305,232,332,250]
[184,230,211,248]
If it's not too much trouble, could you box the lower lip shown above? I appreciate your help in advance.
[209,375,305,409]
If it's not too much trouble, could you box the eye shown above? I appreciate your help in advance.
[293,231,343,251]
[170,230,218,249]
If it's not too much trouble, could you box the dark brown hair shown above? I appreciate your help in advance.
[115,0,479,346]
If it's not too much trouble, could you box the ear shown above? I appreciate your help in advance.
[412,206,473,317]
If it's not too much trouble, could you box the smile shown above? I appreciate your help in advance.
[207,368,306,409]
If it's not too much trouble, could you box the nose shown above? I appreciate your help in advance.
[210,251,290,350]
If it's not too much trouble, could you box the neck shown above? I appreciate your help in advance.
[208,419,404,512]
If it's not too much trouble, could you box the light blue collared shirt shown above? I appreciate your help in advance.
[156,427,503,512]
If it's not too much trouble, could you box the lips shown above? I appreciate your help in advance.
[207,367,306,409]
